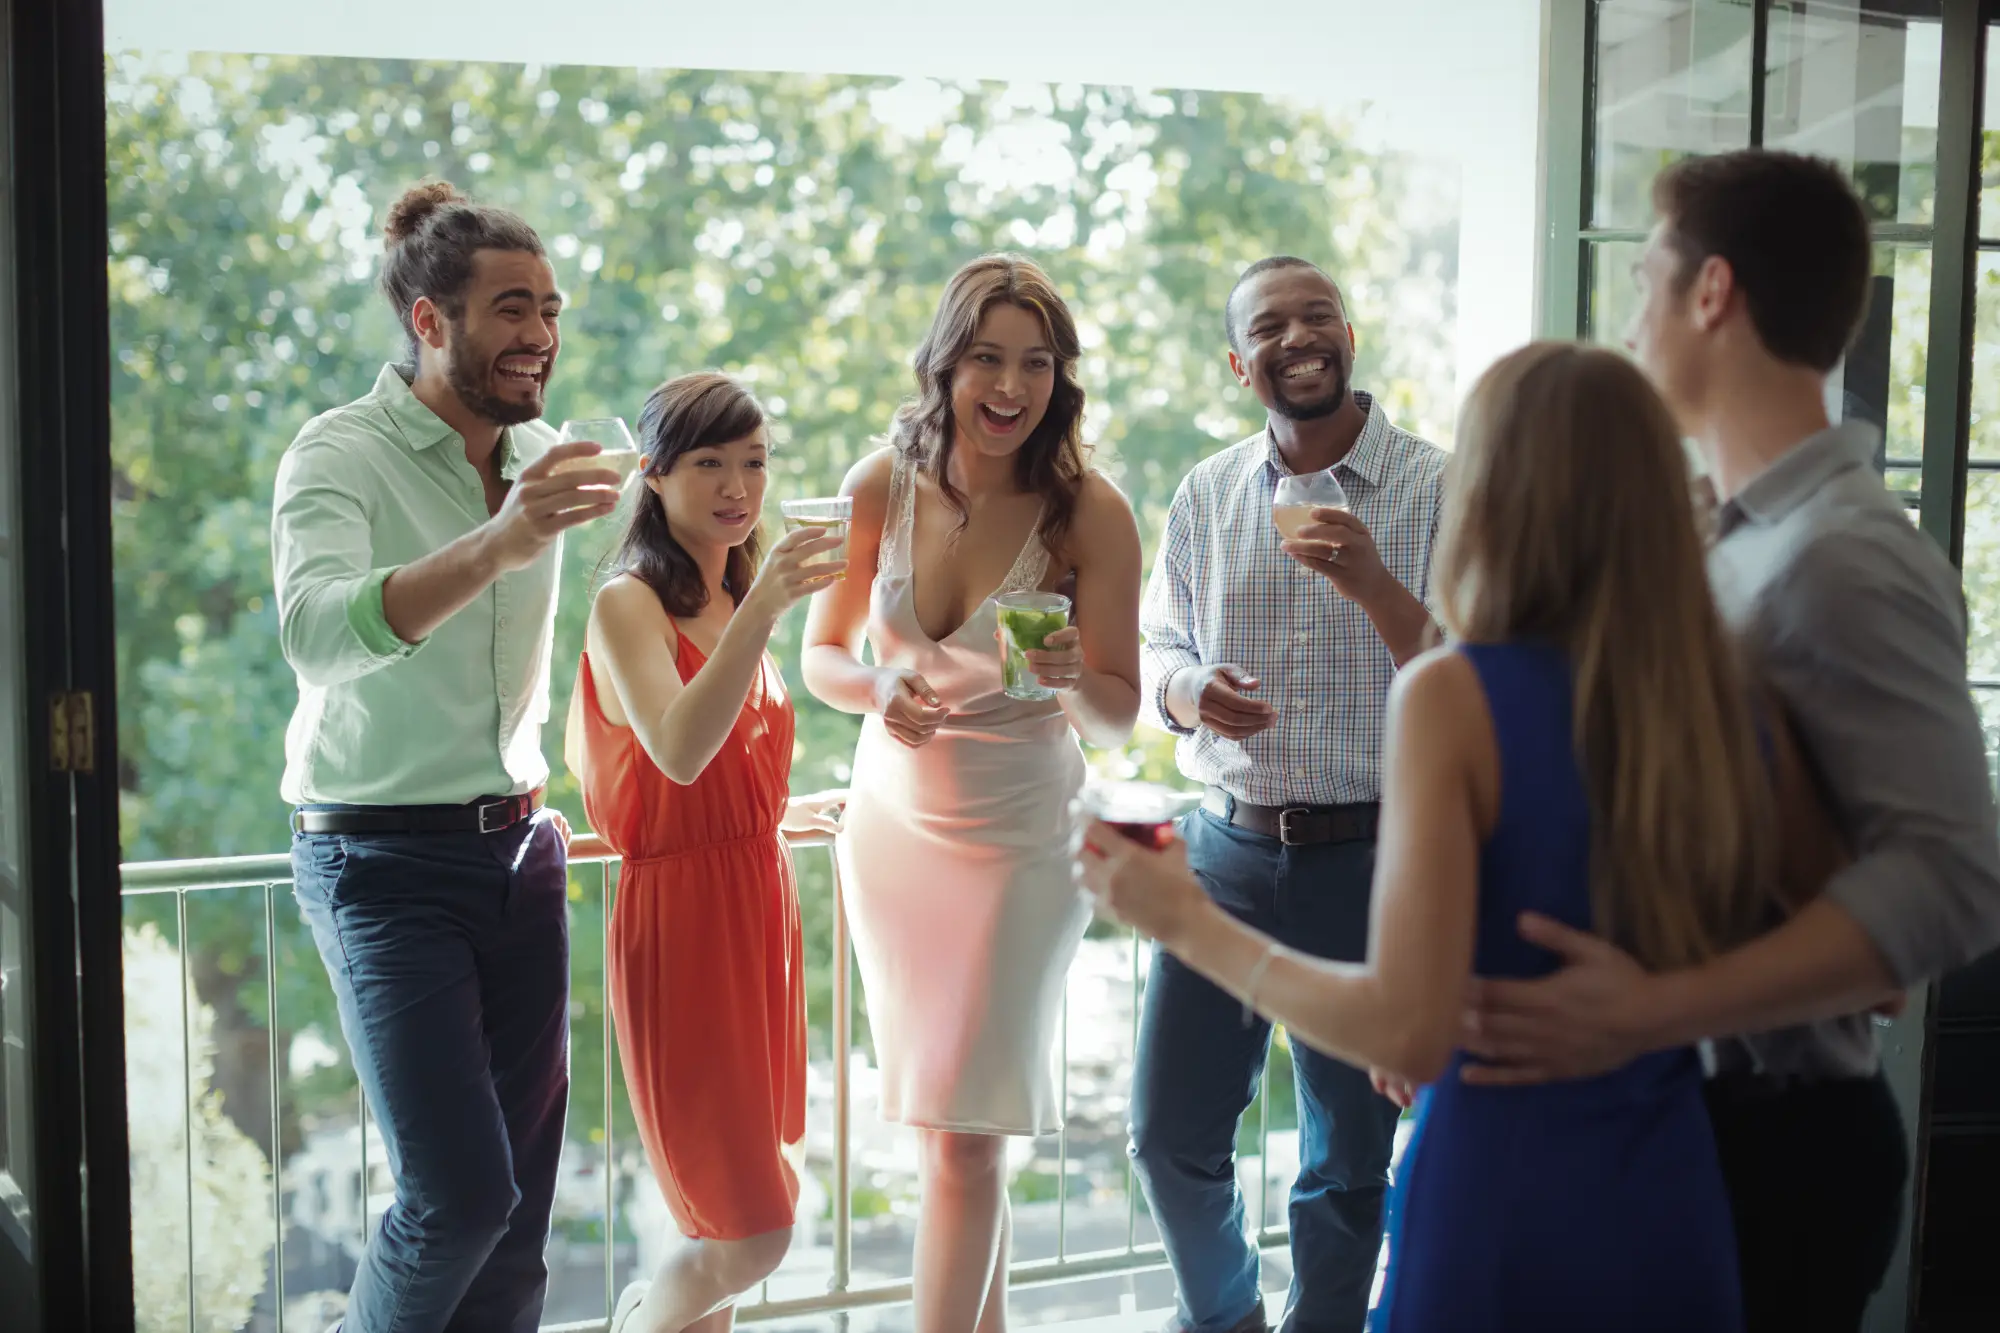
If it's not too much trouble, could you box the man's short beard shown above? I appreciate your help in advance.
[444,324,543,427]
[1268,372,1348,422]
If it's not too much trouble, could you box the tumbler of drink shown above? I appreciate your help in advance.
[554,417,644,487]
[995,591,1071,702]
[1273,469,1350,538]
[779,497,853,579]
[1077,780,1201,851]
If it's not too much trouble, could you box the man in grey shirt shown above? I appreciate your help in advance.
[1460,150,2000,1330]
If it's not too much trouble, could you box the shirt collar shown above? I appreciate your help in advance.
[1718,420,1879,534]
[1262,390,1391,487]
[373,362,527,480]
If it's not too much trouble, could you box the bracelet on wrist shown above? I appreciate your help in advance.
[1242,940,1280,1029]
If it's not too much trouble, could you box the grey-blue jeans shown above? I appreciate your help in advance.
[1128,803,1400,1333]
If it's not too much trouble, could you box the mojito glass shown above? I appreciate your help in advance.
[779,497,853,580]
[995,590,1071,702]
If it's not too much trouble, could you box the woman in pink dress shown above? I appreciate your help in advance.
[802,255,1144,1331]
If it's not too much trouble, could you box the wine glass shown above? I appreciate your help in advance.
[1075,780,1202,851]
[1271,470,1351,708]
[554,417,643,486]
[1272,469,1350,539]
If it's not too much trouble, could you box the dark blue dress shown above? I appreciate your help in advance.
[1370,642,1743,1332]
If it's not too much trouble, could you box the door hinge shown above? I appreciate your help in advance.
[49,690,94,775]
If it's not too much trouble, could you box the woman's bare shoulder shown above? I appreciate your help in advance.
[1061,468,1140,563]
[839,446,896,499]
[590,573,675,645]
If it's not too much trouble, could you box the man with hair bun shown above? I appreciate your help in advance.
[271,180,620,1332]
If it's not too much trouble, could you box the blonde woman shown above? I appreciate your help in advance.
[1076,343,1835,1331]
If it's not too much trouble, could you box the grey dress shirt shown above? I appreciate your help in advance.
[1707,421,2000,1079]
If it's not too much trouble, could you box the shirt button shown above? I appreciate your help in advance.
[1295,631,1309,643]
[1295,767,1309,778]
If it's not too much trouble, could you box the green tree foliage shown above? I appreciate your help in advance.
[109,52,1456,1157]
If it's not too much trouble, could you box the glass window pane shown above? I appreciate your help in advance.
[1835,246,1924,523]
[1593,0,1757,230]
[1965,475,2000,681]
[1838,245,1929,466]
[1587,238,1650,345]
[1982,24,2000,240]
[1762,2,1943,226]
[1975,689,2000,790]
[1971,254,2000,461]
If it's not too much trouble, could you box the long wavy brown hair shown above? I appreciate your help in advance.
[1433,342,1774,969]
[890,254,1088,556]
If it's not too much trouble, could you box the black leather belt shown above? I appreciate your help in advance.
[291,788,545,836]
[1202,788,1378,846]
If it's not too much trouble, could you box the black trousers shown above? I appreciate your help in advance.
[1705,1069,1909,1333]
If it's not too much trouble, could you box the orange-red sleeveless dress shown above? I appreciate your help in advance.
[572,628,805,1240]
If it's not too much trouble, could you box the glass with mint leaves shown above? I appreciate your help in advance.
[995,591,1071,702]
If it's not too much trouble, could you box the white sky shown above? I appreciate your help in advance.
[104,0,1549,400]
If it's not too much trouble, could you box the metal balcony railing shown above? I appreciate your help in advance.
[119,819,1293,1332]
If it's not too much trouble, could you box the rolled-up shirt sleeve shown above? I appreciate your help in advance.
[1767,522,2000,984]
[272,431,424,689]
[1139,478,1204,736]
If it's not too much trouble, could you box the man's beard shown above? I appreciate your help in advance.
[445,332,543,427]
[1268,363,1349,423]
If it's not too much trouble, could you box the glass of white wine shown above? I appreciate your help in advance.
[553,417,643,488]
[779,497,853,580]
[1272,469,1350,539]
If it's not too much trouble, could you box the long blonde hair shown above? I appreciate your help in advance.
[1433,342,1773,969]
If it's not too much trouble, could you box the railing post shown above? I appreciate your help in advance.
[1127,927,1140,1253]
[601,859,616,1324]
[178,888,195,1333]
[1057,989,1069,1262]
[1257,1046,1272,1241]
[831,843,853,1333]
[265,881,287,1332]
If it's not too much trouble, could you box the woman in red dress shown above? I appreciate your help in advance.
[564,372,845,1333]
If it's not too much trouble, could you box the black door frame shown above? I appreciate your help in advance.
[0,0,133,1327]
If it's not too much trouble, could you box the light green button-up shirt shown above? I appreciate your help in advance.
[272,364,562,807]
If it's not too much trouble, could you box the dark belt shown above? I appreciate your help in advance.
[291,788,545,836]
[1202,788,1379,846]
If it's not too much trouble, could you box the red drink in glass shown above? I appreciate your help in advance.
[1106,818,1177,850]
[1078,780,1199,851]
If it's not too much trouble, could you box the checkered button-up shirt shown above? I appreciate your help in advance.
[1139,392,1448,806]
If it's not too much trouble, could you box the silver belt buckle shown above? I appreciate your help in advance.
[1277,806,1311,846]
[477,799,514,835]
